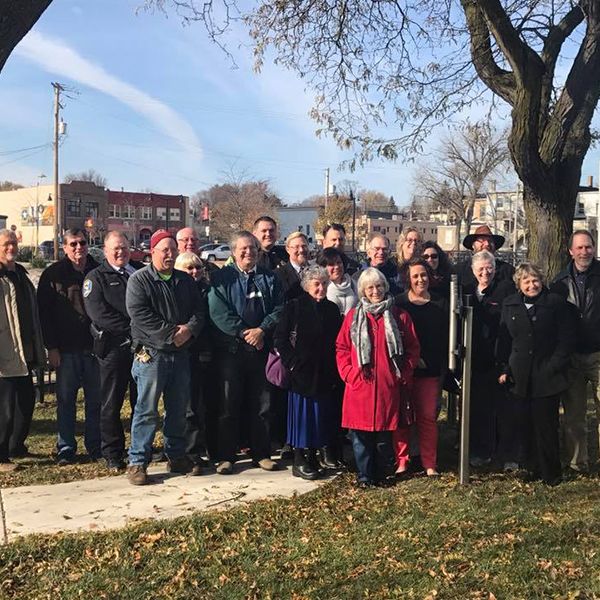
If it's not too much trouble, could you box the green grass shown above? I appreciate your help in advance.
[1,474,600,599]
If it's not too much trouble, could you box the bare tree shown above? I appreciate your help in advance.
[143,0,600,276]
[413,120,511,247]
[0,180,24,191]
[192,170,282,240]
[63,169,108,188]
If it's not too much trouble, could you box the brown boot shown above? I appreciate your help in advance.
[127,465,148,486]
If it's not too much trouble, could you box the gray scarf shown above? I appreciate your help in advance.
[350,296,404,376]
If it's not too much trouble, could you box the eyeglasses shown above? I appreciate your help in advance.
[67,240,87,248]
[423,253,438,260]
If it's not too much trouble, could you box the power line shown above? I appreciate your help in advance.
[0,143,52,156]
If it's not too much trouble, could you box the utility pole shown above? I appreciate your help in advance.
[52,82,64,260]
[351,190,357,252]
[325,168,330,209]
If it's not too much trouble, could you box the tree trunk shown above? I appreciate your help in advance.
[522,182,576,280]
[0,1,53,73]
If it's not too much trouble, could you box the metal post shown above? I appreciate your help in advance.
[351,190,356,252]
[459,304,474,485]
[52,82,63,261]
[448,274,458,371]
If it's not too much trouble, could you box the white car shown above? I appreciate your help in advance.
[200,244,231,261]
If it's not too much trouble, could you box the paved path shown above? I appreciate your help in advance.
[0,461,323,543]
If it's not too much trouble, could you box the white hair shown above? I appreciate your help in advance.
[357,267,389,298]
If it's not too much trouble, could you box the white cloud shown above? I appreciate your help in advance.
[15,31,203,156]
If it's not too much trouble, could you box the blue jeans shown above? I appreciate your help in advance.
[129,349,190,466]
[56,352,101,458]
[349,429,394,484]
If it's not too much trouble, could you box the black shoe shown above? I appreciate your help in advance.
[191,457,211,476]
[279,444,294,460]
[56,454,75,466]
[167,456,192,474]
[106,458,126,472]
[292,463,320,480]
[319,447,340,470]
[355,479,376,489]
[9,445,29,458]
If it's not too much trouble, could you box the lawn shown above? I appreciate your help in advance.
[1,473,600,599]
[2,398,600,598]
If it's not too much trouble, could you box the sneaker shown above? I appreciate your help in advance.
[252,457,279,471]
[106,458,126,472]
[503,461,519,473]
[127,465,148,486]
[0,461,21,473]
[216,461,233,475]
[167,457,192,474]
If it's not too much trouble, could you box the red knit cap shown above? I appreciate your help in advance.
[150,229,176,250]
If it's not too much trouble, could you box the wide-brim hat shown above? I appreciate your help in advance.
[462,225,505,250]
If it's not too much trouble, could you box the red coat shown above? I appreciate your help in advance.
[336,306,420,432]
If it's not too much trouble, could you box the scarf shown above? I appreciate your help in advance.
[350,296,404,376]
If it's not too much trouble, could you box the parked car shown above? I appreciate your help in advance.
[38,240,64,260]
[130,246,151,263]
[200,244,231,261]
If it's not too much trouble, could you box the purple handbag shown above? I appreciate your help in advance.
[265,350,290,389]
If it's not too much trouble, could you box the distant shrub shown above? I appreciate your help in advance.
[17,246,33,262]
[29,255,47,269]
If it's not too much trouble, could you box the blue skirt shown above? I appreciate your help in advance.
[287,391,334,449]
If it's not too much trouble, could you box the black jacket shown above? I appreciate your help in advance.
[276,262,304,302]
[463,278,515,370]
[83,259,144,342]
[274,293,343,397]
[126,264,205,352]
[551,259,600,353]
[496,289,575,397]
[457,257,515,288]
[257,245,289,271]
[37,255,99,352]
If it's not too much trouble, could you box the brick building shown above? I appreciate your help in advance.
[107,191,189,245]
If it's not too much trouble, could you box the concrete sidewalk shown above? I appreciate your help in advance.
[0,460,324,543]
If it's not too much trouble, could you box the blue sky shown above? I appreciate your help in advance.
[1,0,599,205]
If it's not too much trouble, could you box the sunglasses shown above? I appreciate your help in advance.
[423,253,438,260]
[67,240,87,248]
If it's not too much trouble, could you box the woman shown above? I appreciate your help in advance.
[274,266,343,480]
[336,267,420,487]
[462,250,515,467]
[174,251,212,474]
[396,227,423,267]
[394,259,448,477]
[421,241,453,297]
[317,247,358,315]
[497,263,574,485]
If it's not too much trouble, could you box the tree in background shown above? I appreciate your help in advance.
[413,120,511,248]
[146,0,600,276]
[0,181,24,191]
[63,169,108,188]
[192,171,282,241]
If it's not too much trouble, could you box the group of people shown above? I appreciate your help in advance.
[0,216,598,488]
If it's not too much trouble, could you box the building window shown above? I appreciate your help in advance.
[109,204,120,218]
[67,198,81,217]
[141,206,152,220]
[86,202,99,218]
[122,205,134,219]
[169,207,181,221]
[373,225,380,232]
[156,207,167,220]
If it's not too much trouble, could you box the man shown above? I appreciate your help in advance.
[38,228,101,465]
[125,229,205,485]
[83,231,144,472]
[322,223,360,275]
[276,231,310,301]
[457,225,515,286]
[551,230,600,473]
[357,233,403,295]
[253,216,289,271]
[208,230,284,474]
[0,230,45,471]
[176,226,219,277]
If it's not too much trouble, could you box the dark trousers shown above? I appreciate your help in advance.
[216,349,271,463]
[469,368,499,459]
[0,375,35,461]
[496,388,522,464]
[98,345,136,460]
[349,429,394,483]
[517,393,561,483]
[186,356,208,462]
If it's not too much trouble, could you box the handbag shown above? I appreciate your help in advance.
[265,350,291,389]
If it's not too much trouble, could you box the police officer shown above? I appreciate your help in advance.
[83,231,143,472]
